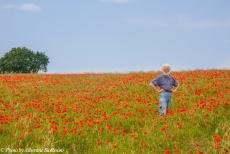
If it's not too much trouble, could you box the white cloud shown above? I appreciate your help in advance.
[175,14,230,28]
[99,0,130,5]
[128,11,230,29]
[125,16,166,26]
[19,3,41,12]
[1,3,41,12]
[125,13,230,29]
[185,20,230,28]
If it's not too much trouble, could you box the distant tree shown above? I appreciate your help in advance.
[0,47,49,73]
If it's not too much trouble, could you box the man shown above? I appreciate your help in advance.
[150,64,179,116]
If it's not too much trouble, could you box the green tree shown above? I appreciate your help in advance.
[0,47,49,73]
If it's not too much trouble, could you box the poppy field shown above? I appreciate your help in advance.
[0,70,229,153]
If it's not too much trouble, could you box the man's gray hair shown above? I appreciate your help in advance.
[162,63,171,68]
[162,64,171,73]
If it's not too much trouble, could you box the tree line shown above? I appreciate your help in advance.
[0,47,49,73]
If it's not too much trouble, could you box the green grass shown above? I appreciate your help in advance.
[0,70,229,154]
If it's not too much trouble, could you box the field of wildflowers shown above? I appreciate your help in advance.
[0,70,229,153]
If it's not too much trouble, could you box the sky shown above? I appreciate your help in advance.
[0,0,230,73]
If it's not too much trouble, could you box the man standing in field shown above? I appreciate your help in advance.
[150,64,179,116]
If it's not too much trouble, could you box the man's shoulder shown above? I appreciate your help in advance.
[154,74,164,79]
[169,75,178,83]
[169,74,176,80]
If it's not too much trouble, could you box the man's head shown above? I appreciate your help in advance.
[162,64,171,74]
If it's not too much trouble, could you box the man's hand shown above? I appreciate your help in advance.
[150,82,162,93]
[158,89,164,93]
[171,84,180,93]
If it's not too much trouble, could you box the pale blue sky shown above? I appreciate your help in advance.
[0,0,230,73]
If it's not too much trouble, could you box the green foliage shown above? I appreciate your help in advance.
[0,47,49,73]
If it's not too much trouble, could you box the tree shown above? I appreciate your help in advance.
[0,47,49,73]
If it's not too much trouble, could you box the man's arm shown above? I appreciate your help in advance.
[171,77,179,93]
[149,82,164,93]
[171,83,179,93]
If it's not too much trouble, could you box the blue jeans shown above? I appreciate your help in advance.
[159,92,172,116]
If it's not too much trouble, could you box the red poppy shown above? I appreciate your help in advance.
[164,149,170,154]
[215,135,221,143]
[97,140,102,145]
